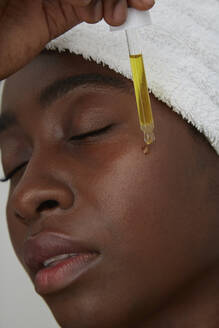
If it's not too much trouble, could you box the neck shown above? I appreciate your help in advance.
[145,265,219,328]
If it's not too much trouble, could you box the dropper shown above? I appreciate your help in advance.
[110,8,155,150]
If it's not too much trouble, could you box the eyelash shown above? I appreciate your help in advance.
[70,124,112,141]
[0,125,112,183]
[0,162,27,183]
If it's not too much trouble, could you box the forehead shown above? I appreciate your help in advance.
[3,51,131,106]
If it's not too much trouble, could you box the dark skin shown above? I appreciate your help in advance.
[1,52,219,328]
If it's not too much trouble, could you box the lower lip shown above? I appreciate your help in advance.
[34,253,98,295]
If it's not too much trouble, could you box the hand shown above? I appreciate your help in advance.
[0,0,154,80]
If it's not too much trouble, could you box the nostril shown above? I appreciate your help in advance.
[37,200,59,212]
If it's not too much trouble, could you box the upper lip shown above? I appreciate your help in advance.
[23,232,98,274]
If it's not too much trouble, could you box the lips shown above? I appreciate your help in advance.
[22,231,100,294]
[23,231,99,275]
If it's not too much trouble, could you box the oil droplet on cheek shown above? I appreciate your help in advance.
[142,144,149,155]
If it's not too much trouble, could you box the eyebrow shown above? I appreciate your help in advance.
[0,73,130,135]
[39,73,130,108]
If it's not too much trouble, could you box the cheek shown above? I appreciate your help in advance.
[6,194,27,266]
[91,144,210,316]
[95,145,149,219]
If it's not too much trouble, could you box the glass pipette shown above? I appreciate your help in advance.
[110,8,155,148]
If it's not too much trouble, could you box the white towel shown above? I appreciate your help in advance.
[0,82,4,102]
[45,0,219,155]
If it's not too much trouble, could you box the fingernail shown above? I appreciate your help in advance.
[94,0,103,22]
[142,0,155,6]
[113,0,127,25]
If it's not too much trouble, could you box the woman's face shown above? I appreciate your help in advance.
[0,52,218,328]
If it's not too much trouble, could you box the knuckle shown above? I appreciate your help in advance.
[75,0,93,7]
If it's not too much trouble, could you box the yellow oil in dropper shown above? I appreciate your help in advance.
[129,54,155,145]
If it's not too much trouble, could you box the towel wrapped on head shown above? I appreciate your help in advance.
[44,0,219,155]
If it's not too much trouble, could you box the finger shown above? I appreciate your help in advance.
[0,0,7,9]
[103,0,127,26]
[74,0,103,24]
[71,0,93,7]
[0,0,8,18]
[127,0,155,10]
[42,0,81,38]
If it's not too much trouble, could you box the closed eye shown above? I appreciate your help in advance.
[70,124,113,141]
[0,125,113,183]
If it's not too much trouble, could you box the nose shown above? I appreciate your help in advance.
[12,171,75,224]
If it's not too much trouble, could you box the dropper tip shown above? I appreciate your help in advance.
[144,131,155,145]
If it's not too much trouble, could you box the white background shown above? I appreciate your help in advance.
[0,84,59,327]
